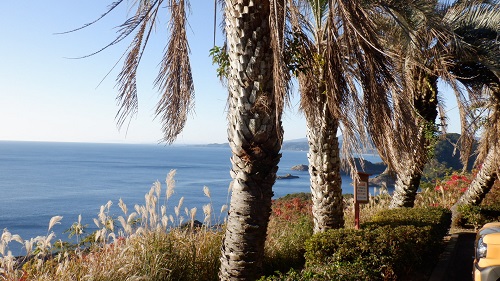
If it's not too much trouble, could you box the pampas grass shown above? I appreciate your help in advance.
[0,170,226,281]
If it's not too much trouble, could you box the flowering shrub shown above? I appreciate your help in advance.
[271,193,313,222]
[435,174,470,193]
[416,172,472,209]
[265,193,314,275]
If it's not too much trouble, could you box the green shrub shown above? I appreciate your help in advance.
[303,225,432,280]
[364,207,451,238]
[456,204,500,229]
[269,207,453,281]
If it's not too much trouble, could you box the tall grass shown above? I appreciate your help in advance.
[0,170,226,281]
[2,171,468,280]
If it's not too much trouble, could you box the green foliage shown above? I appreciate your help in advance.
[209,45,229,79]
[263,207,451,281]
[365,207,451,236]
[277,192,312,202]
[422,158,453,182]
[264,194,314,275]
[303,225,434,280]
[285,35,310,76]
[423,121,440,160]
[455,204,500,230]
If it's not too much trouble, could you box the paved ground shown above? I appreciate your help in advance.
[429,232,476,281]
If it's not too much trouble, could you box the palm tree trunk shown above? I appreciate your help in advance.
[219,1,282,280]
[390,73,438,208]
[389,163,424,208]
[307,98,343,232]
[454,146,499,207]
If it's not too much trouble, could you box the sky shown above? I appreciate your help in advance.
[0,1,461,145]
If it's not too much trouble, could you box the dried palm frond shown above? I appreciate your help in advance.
[269,0,292,141]
[154,0,194,143]
[61,0,195,143]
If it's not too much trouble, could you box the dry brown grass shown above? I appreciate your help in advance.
[0,170,225,281]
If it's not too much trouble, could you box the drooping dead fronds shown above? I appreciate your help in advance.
[269,0,293,141]
[115,2,157,129]
[154,0,194,143]
[63,0,194,143]
[442,0,500,168]
[328,0,407,176]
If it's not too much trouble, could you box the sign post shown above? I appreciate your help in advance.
[354,172,370,230]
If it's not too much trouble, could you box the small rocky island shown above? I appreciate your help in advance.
[291,164,308,171]
[276,173,299,180]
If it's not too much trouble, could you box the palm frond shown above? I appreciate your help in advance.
[154,0,194,143]
[55,1,126,35]
[269,0,292,141]
[116,2,158,130]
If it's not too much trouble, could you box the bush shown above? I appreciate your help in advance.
[365,207,451,238]
[264,193,314,275]
[304,225,433,280]
[456,204,500,230]
[263,207,451,281]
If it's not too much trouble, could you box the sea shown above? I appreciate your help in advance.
[0,141,381,256]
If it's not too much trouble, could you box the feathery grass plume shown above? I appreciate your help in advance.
[175,197,184,219]
[127,212,138,226]
[118,216,132,235]
[1,229,12,245]
[154,180,161,199]
[220,205,228,214]
[190,207,197,229]
[174,206,180,218]
[119,198,128,215]
[166,169,176,200]
[203,204,212,225]
[160,205,166,218]
[219,204,228,225]
[203,186,215,223]
[161,216,169,229]
[48,216,63,232]
[203,185,211,198]
[1,251,15,274]
[24,237,36,256]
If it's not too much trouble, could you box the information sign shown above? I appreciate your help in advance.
[356,181,369,203]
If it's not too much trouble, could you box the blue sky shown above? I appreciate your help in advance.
[0,1,460,144]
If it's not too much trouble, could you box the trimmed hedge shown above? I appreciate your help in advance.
[456,204,500,229]
[261,207,451,281]
[364,207,451,240]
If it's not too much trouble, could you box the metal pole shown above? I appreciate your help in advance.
[354,179,360,229]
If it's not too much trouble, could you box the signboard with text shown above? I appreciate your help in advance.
[354,172,370,204]
[355,181,369,203]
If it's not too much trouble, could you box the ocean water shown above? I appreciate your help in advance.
[0,141,381,255]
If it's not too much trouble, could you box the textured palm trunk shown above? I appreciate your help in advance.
[454,146,499,207]
[389,163,424,208]
[390,73,438,208]
[306,96,343,233]
[219,1,282,280]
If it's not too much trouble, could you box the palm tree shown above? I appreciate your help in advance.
[449,0,500,212]
[218,0,290,279]
[291,0,345,233]
[377,0,499,208]
[370,0,452,208]
[65,0,195,143]
[69,1,290,279]
[452,84,499,215]
[287,0,408,232]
